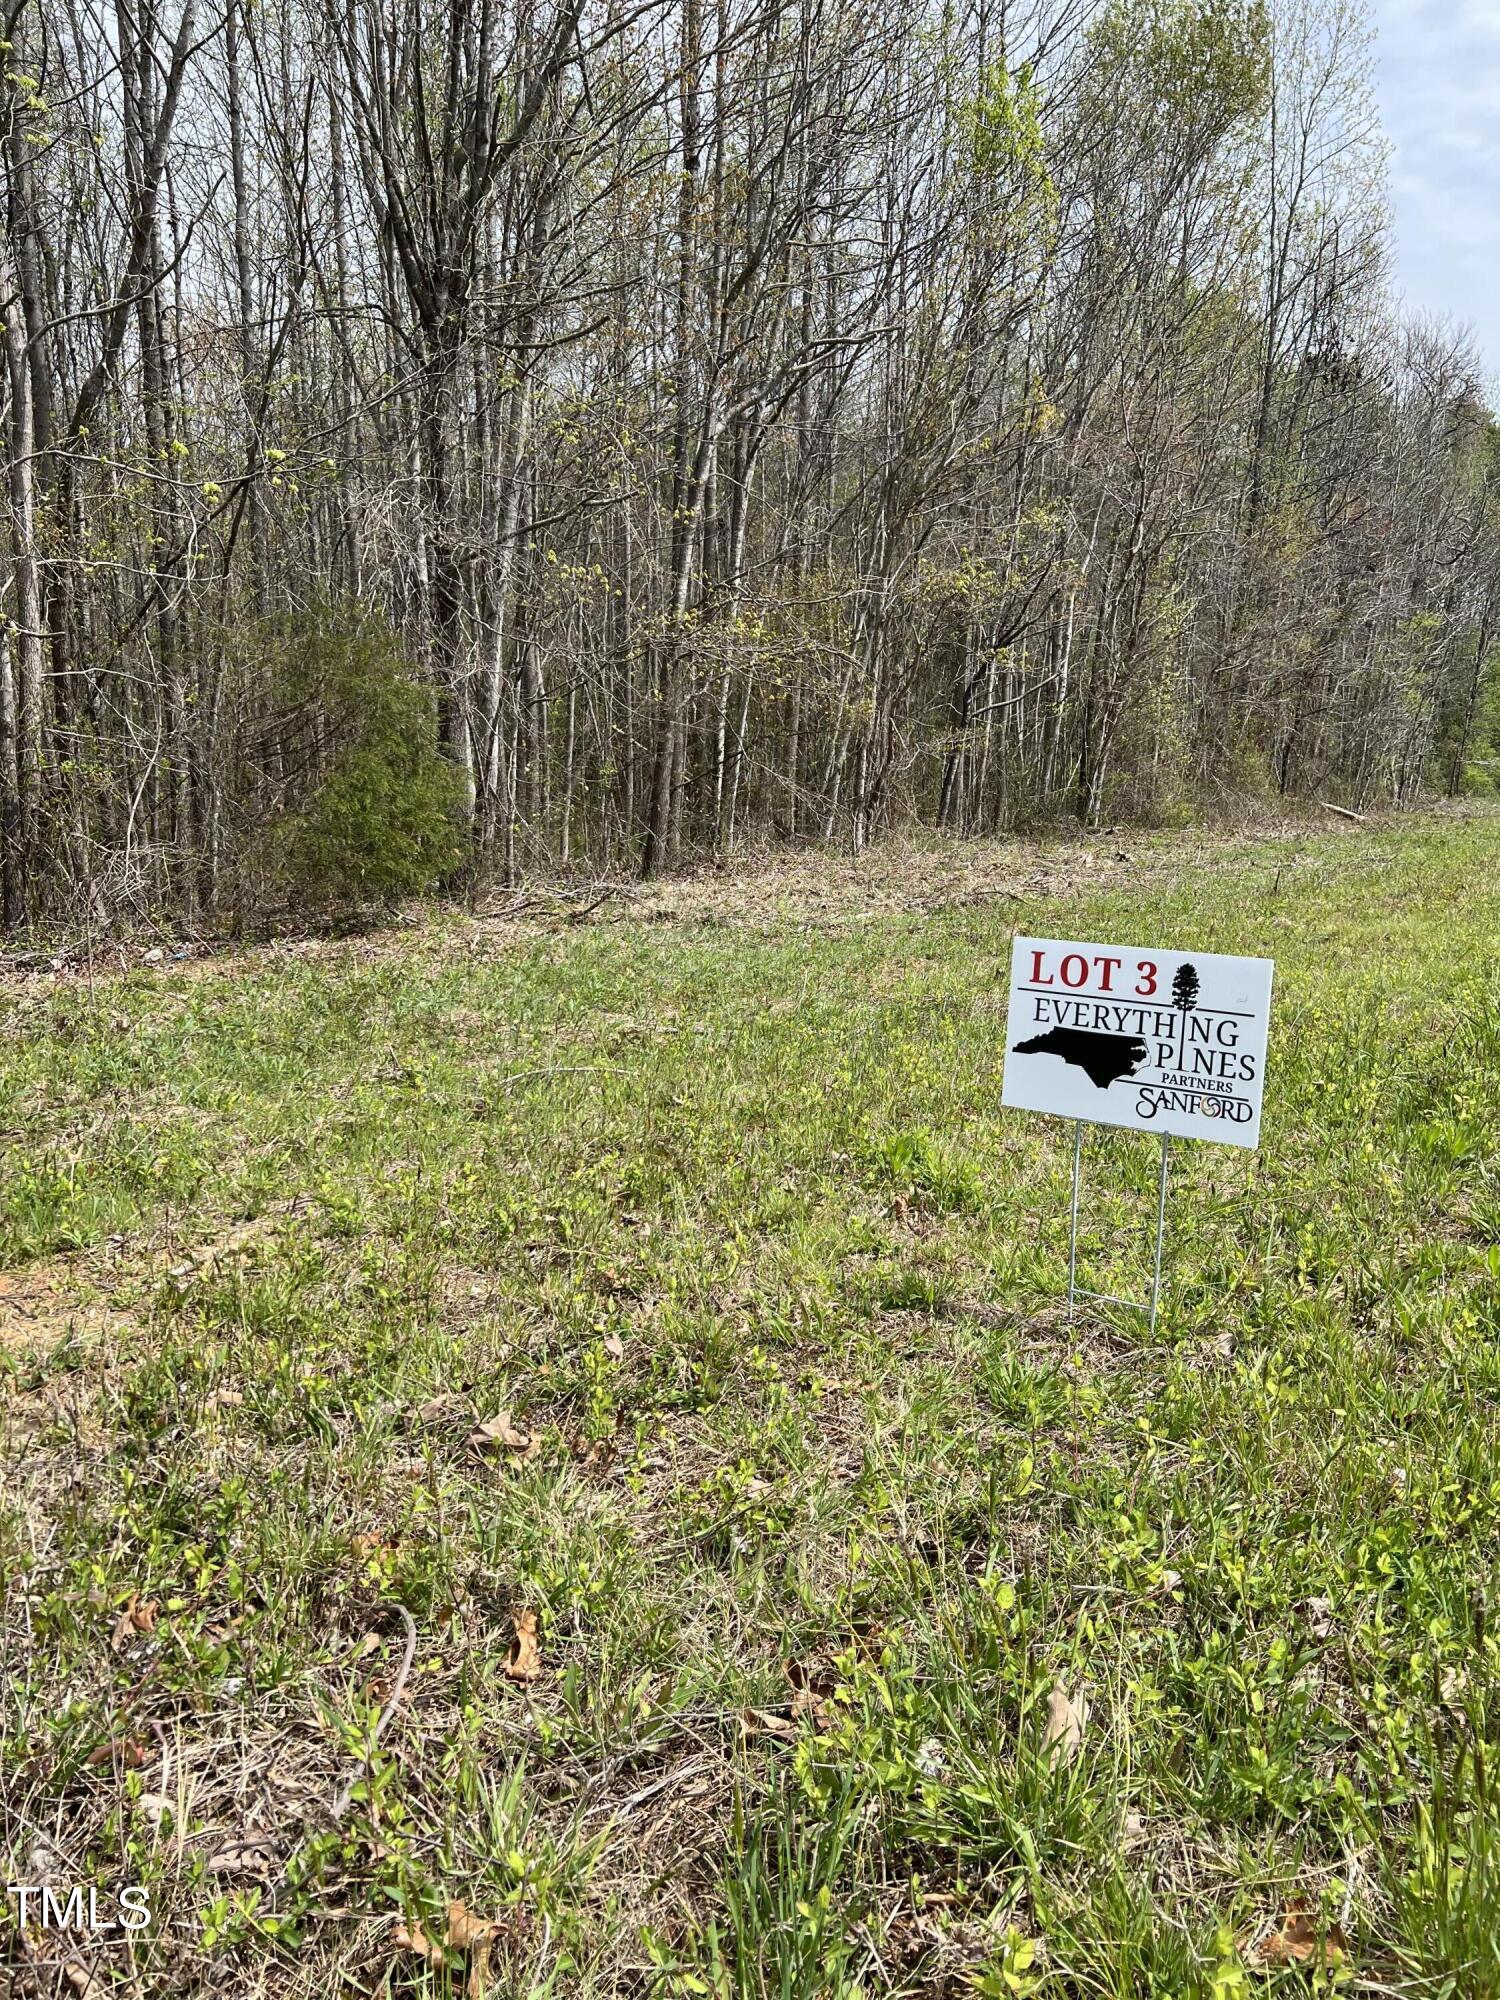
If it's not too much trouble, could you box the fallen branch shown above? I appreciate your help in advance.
[474,884,627,926]
[332,1602,418,1823]
[568,886,620,923]
[473,894,551,922]
[1319,800,1366,822]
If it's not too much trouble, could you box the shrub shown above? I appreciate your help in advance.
[223,612,467,915]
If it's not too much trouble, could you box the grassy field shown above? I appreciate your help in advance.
[4,810,1500,1998]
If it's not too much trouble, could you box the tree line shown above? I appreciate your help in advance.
[2,0,1497,926]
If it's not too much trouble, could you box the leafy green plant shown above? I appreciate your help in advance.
[873,1128,982,1211]
[228,609,467,913]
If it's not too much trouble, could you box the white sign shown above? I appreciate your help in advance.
[1001,936,1274,1148]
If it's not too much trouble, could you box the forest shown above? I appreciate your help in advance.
[1,0,1498,926]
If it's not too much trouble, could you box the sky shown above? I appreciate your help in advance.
[1372,0,1500,375]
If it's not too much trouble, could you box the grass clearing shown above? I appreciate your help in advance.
[3,810,1500,1997]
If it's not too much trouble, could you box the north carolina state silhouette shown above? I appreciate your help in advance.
[1011,1026,1149,1090]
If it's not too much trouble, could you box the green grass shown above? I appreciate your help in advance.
[3,810,1499,1997]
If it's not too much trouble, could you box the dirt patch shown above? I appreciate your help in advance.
[159,1202,317,1282]
[0,1256,139,1357]
[0,1199,326,1358]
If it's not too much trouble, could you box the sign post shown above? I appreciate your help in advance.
[1001,936,1274,1329]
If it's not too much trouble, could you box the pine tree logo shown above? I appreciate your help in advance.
[1171,961,1200,1068]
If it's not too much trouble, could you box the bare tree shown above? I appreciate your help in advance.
[2,0,1496,929]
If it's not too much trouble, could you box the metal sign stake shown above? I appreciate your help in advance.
[1066,1121,1172,1336]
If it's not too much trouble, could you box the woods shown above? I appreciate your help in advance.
[1,0,1497,927]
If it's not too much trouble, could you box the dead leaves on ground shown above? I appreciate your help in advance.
[443,1899,505,1951]
[423,1390,625,1470]
[469,1409,537,1459]
[415,1389,468,1427]
[743,1658,840,1741]
[1241,1898,1348,1971]
[392,1916,446,1965]
[504,1608,543,1683]
[207,1835,282,1881]
[394,1897,526,1993]
[1042,1683,1087,1767]
[110,1591,158,1652]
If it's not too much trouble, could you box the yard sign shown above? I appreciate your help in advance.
[1000,935,1275,1329]
[1001,936,1274,1148]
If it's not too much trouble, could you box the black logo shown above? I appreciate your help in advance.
[1010,1027,1149,1090]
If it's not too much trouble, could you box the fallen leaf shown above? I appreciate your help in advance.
[208,1836,280,1879]
[393,1918,447,1967]
[470,1410,535,1457]
[504,1608,543,1683]
[786,1658,837,1730]
[1303,1595,1335,1639]
[418,1393,464,1424]
[445,1899,501,1949]
[27,1834,66,1878]
[63,1961,96,1997]
[1244,1899,1347,1970]
[601,1332,625,1360]
[741,1706,797,1740]
[138,1792,173,1832]
[86,1735,149,1770]
[1042,1683,1086,1766]
[203,1386,244,1412]
[110,1592,159,1652]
